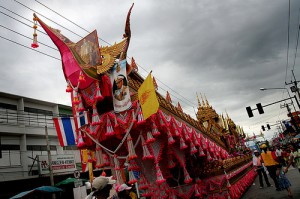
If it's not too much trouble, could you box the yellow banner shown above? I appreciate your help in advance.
[138,73,159,120]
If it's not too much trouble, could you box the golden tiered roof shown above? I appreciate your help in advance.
[196,93,219,122]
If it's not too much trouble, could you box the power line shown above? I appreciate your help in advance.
[13,0,84,39]
[284,0,291,84]
[0,34,61,60]
[0,24,58,51]
[0,9,47,36]
[0,5,33,24]
[292,8,300,71]
[33,0,111,46]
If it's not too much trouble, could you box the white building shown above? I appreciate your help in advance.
[0,91,81,182]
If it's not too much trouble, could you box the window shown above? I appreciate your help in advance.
[0,145,21,166]
[23,107,54,127]
[0,102,17,111]
[24,107,53,116]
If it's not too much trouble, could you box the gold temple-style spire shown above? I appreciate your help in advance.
[204,94,210,107]
[196,92,201,107]
[200,93,206,107]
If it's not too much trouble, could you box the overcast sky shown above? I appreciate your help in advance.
[1,0,300,140]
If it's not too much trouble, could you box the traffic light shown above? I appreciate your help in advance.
[256,103,264,114]
[246,106,253,118]
[261,125,265,131]
[267,124,270,130]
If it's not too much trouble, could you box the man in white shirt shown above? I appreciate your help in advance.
[275,146,285,166]
[253,150,272,188]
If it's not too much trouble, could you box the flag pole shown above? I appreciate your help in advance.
[45,126,56,199]
[88,149,94,191]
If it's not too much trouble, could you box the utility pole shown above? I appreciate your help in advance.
[283,104,300,134]
[45,126,56,199]
[286,70,300,101]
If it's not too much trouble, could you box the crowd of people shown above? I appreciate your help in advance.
[85,175,138,199]
[83,141,299,199]
[252,142,300,198]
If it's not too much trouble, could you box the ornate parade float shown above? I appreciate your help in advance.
[32,4,256,199]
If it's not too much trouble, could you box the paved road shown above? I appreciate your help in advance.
[241,168,300,199]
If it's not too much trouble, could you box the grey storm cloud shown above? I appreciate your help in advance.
[0,0,300,139]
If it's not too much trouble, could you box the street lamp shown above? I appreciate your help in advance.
[260,87,298,112]
[260,87,300,133]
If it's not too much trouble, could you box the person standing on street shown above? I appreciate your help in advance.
[253,150,272,189]
[260,146,280,191]
[284,144,300,173]
[275,146,285,166]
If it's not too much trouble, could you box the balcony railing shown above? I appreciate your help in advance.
[0,109,71,127]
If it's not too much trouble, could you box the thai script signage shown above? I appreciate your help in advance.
[38,154,76,175]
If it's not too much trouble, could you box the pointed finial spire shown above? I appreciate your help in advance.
[196,92,201,107]
[200,93,205,107]
[177,102,183,112]
[204,94,210,107]
[166,91,172,103]
[225,110,229,119]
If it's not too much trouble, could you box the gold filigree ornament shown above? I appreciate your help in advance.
[97,38,128,74]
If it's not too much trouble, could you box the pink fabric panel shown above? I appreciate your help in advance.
[37,17,94,89]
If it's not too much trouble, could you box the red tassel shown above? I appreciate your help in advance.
[66,83,72,92]
[127,159,140,171]
[190,141,197,154]
[210,141,215,153]
[103,153,110,166]
[198,145,205,157]
[95,147,104,168]
[172,122,180,136]
[128,170,138,184]
[151,122,160,136]
[146,131,155,143]
[76,131,86,149]
[79,72,85,83]
[155,164,166,184]
[193,134,200,146]
[137,109,146,125]
[141,136,154,160]
[194,184,201,196]
[159,114,166,127]
[138,174,149,190]
[91,105,101,125]
[113,154,120,170]
[105,117,115,136]
[167,156,176,168]
[201,137,208,150]
[76,94,85,112]
[127,134,138,160]
[183,167,192,184]
[182,128,190,141]
[72,90,79,105]
[94,81,103,101]
[167,130,175,145]
[206,150,212,161]
[179,136,188,150]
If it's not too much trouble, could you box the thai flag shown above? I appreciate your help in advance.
[53,117,77,147]
[76,111,88,129]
